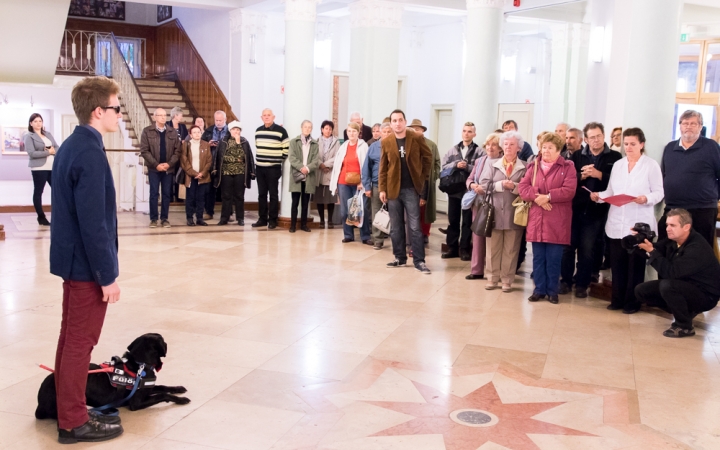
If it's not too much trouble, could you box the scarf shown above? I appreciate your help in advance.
[502,156,516,178]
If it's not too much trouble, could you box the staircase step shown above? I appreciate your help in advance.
[141,93,183,101]
[136,79,176,87]
[137,86,180,94]
[144,99,186,107]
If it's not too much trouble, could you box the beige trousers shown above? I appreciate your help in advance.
[486,229,523,284]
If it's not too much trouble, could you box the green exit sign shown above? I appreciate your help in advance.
[680,33,690,42]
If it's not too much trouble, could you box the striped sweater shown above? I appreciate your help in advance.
[255,123,289,167]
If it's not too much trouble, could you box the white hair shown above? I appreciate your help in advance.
[350,111,362,120]
[556,122,570,130]
[499,131,525,149]
[380,122,391,130]
[301,120,312,128]
[170,107,184,119]
[214,110,226,119]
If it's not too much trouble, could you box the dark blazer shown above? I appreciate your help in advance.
[139,125,181,172]
[343,123,373,142]
[213,135,255,189]
[50,126,118,286]
[378,127,432,200]
[569,144,622,218]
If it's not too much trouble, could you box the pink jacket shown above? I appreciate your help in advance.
[518,158,577,245]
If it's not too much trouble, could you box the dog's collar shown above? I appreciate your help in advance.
[101,356,156,390]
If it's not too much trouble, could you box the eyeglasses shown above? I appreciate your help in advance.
[99,105,121,114]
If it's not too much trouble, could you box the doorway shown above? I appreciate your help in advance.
[431,105,455,214]
[498,103,535,147]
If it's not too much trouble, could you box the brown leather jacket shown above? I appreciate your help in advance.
[139,125,181,172]
[379,127,432,200]
[180,140,213,186]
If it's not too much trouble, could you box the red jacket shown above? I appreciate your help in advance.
[518,157,577,245]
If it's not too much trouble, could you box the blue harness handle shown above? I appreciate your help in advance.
[91,363,145,415]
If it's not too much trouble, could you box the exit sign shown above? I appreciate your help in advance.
[680,33,690,42]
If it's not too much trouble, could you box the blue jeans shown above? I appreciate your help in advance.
[338,184,371,241]
[389,188,424,264]
[561,212,606,289]
[532,242,565,296]
[148,170,173,221]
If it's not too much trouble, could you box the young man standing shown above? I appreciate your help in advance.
[50,76,124,443]
[379,110,433,273]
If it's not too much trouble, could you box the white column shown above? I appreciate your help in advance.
[280,0,318,219]
[566,23,590,128]
[548,24,570,129]
[619,0,683,161]
[348,0,403,126]
[462,0,504,133]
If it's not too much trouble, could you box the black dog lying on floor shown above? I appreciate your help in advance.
[35,333,190,420]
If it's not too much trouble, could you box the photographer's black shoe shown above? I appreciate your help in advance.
[58,419,123,444]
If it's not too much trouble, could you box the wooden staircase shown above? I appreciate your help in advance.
[121,79,195,148]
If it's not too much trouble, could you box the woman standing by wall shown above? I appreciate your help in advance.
[519,133,577,304]
[315,120,340,228]
[24,113,58,226]
[288,120,320,233]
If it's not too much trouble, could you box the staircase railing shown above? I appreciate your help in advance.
[155,19,237,122]
[110,33,152,137]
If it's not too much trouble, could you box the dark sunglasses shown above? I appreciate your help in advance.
[100,105,121,114]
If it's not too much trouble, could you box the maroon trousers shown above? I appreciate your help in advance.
[55,280,108,430]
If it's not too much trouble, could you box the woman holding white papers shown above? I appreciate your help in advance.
[590,128,664,313]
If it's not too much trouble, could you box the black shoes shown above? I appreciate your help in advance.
[439,228,448,235]
[268,221,278,230]
[196,220,208,226]
[574,287,588,298]
[187,219,196,227]
[362,240,374,246]
[342,238,353,243]
[328,223,335,229]
[217,219,229,226]
[289,227,296,233]
[387,259,407,268]
[663,326,696,338]
[607,304,623,311]
[441,251,459,259]
[460,251,471,262]
[465,274,483,280]
[88,410,121,425]
[319,221,326,229]
[252,220,268,228]
[58,418,123,444]
[301,226,311,232]
[528,293,545,302]
[238,219,244,226]
[558,282,571,295]
[38,216,51,226]
[548,295,559,304]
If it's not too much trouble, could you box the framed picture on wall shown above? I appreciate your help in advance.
[68,0,126,21]
[157,5,172,23]
[1,126,27,155]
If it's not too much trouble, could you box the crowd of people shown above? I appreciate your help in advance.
[23,98,720,339]
[24,74,720,443]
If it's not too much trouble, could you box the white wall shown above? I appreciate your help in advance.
[0,76,82,181]
[172,7,231,99]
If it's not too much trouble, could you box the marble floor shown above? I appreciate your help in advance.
[0,210,719,449]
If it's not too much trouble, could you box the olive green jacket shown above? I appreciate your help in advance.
[288,136,320,193]
[424,137,442,223]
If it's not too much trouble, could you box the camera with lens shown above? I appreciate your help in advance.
[621,222,657,251]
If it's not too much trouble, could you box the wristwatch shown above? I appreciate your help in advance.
[547,193,551,202]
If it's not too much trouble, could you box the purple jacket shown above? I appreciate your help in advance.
[518,157,577,245]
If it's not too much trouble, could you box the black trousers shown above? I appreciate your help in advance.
[31,170,52,219]
[291,182,310,228]
[205,148,218,216]
[608,238,646,310]
[516,229,527,271]
[635,279,718,329]
[447,196,472,253]
[256,165,282,223]
[561,212,606,288]
[220,174,246,221]
[185,179,208,220]
[659,207,717,248]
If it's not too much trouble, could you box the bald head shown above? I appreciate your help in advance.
[350,112,363,125]
[153,108,167,128]
[261,109,275,127]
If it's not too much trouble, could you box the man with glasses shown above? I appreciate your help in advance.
[140,108,182,228]
[560,122,622,298]
[658,110,720,246]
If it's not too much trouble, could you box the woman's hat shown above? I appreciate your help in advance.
[228,120,242,130]
[409,119,427,131]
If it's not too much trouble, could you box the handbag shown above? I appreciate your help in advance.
[512,160,537,227]
[461,156,489,210]
[293,170,306,183]
[439,166,468,195]
[471,182,495,237]
[372,203,392,234]
[344,172,361,185]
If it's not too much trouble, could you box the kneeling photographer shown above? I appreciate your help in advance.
[634,208,720,338]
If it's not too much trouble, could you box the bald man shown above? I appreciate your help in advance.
[139,108,181,227]
[254,109,289,228]
[343,112,373,142]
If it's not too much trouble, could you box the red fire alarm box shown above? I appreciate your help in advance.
[514,0,521,6]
